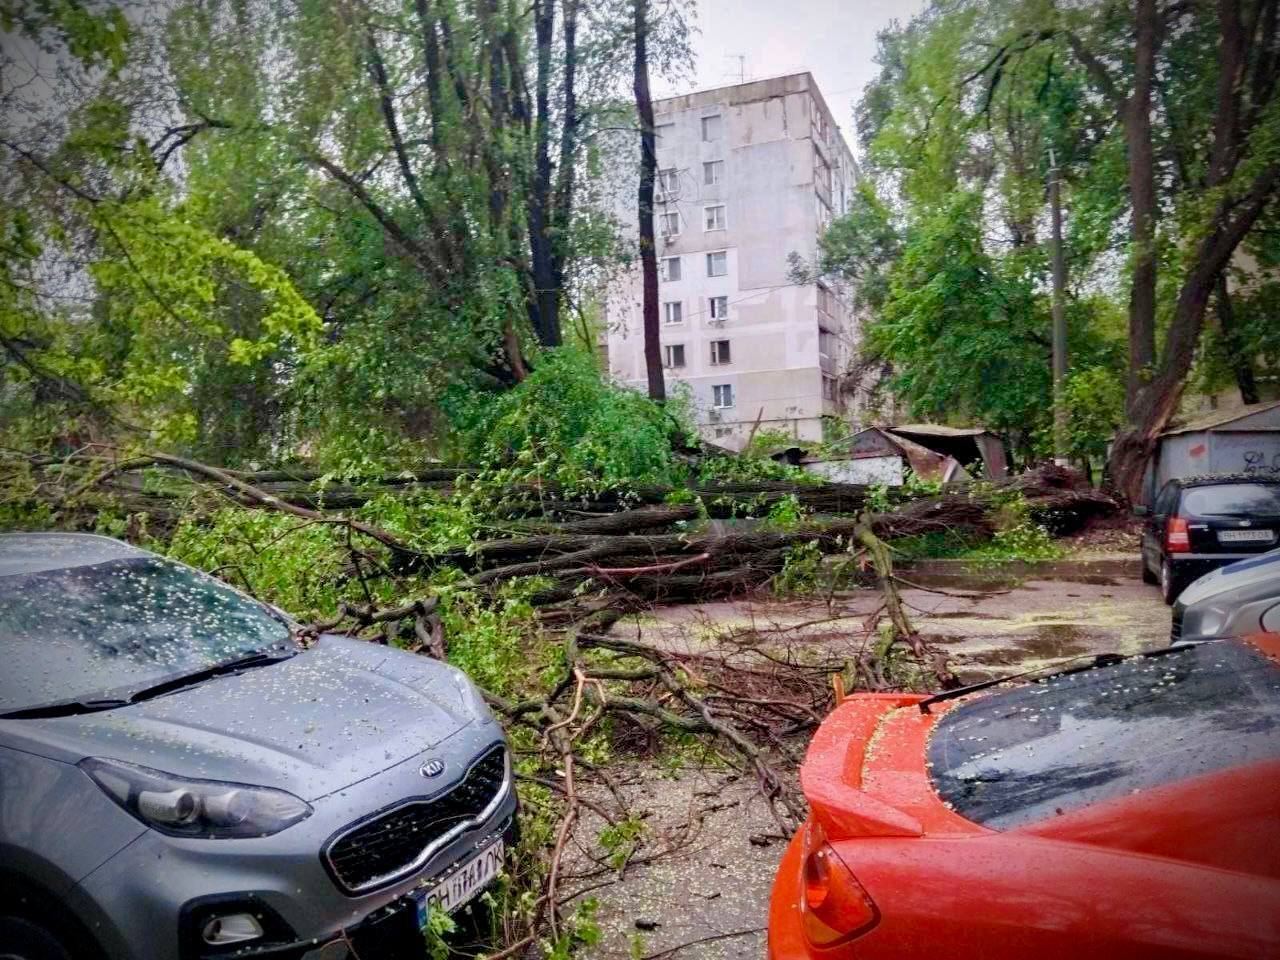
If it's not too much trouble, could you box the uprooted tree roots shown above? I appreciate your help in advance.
[2,447,1116,954]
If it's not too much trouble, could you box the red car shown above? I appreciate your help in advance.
[768,635,1280,959]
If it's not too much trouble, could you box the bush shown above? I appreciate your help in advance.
[445,348,692,490]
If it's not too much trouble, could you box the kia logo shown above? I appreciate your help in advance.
[420,759,446,778]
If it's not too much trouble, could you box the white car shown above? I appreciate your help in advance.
[1172,548,1280,643]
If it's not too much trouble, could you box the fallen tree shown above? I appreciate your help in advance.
[1,447,1116,952]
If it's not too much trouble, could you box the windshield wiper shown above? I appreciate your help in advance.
[0,648,298,720]
[0,697,133,720]
[915,643,1212,715]
[122,648,298,705]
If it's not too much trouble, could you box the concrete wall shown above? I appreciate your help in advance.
[803,456,903,485]
[604,73,859,448]
[1149,426,1280,499]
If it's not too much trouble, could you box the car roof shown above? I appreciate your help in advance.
[1169,472,1280,489]
[0,532,148,578]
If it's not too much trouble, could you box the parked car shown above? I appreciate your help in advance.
[1172,548,1280,643]
[768,635,1280,960]
[1138,475,1280,603]
[0,533,515,960]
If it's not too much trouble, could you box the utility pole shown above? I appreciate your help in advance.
[1048,148,1069,467]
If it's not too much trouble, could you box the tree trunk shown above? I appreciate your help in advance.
[633,0,664,403]
[1109,158,1280,503]
[1107,0,1280,503]
[1215,273,1259,405]
[1124,0,1159,417]
[527,0,561,348]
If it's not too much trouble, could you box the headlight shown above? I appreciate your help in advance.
[80,758,311,838]
[1190,605,1226,638]
[451,668,494,724]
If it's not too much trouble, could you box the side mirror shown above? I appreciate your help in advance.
[1133,505,1150,517]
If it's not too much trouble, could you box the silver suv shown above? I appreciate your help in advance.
[0,534,515,960]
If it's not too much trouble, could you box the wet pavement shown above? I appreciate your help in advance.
[569,559,1171,959]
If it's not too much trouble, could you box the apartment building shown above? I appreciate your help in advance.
[604,72,859,447]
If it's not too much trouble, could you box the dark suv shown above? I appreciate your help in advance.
[1139,475,1280,603]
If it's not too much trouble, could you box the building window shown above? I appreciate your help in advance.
[817,284,834,317]
[709,339,731,365]
[706,251,727,277]
[714,426,734,438]
[660,256,681,282]
[663,301,683,325]
[814,153,832,192]
[818,329,836,358]
[704,204,726,231]
[712,383,734,409]
[660,211,680,237]
[657,167,679,197]
[701,114,722,141]
[709,295,729,320]
[655,122,675,142]
[815,195,831,231]
[822,375,838,400]
[663,344,686,368]
[703,160,723,185]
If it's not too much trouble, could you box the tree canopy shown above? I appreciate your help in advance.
[1,0,691,468]
[812,0,1279,485]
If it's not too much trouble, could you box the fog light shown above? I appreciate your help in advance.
[202,913,264,945]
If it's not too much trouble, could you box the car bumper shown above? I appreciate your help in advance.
[72,726,517,960]
[767,829,812,960]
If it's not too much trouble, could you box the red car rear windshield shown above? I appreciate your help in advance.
[926,641,1280,829]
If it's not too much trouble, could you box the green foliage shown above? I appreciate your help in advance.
[1060,366,1126,462]
[421,908,457,960]
[163,508,354,616]
[597,817,644,871]
[866,192,1051,438]
[764,493,806,530]
[772,540,823,596]
[437,584,539,698]
[447,348,693,492]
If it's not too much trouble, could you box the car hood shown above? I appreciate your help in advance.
[8,636,478,801]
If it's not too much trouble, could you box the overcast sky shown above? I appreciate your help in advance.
[653,0,928,156]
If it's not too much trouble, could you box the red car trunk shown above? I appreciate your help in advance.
[769,638,1280,960]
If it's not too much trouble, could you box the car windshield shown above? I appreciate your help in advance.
[927,641,1280,830]
[0,555,292,712]
[1182,482,1280,517]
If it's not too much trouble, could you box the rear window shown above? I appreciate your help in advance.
[0,556,290,712]
[927,642,1280,829]
[1181,482,1280,517]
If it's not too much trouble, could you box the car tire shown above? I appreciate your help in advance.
[0,916,75,960]
[1160,560,1184,605]
[1142,558,1158,584]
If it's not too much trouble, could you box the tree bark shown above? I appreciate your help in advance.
[1215,273,1259,405]
[1107,0,1280,502]
[527,0,561,348]
[633,0,664,402]
[1124,0,1159,416]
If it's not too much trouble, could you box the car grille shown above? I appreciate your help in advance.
[325,745,508,894]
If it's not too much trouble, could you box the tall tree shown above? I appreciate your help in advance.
[633,0,664,402]
[1091,0,1280,500]
[821,0,1279,490]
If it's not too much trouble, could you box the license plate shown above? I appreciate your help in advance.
[1217,529,1275,543]
[413,838,504,926]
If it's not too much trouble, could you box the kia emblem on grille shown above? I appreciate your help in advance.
[420,759,446,778]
